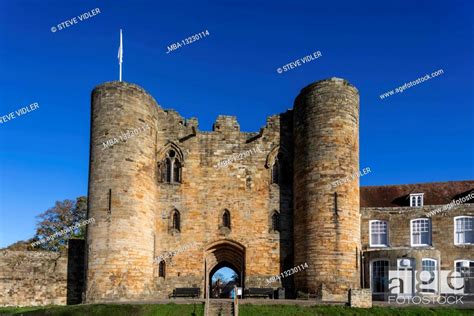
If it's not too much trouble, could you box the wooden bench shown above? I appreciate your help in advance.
[244,288,274,299]
[169,287,200,298]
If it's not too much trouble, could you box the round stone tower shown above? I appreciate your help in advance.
[293,77,360,301]
[85,81,159,302]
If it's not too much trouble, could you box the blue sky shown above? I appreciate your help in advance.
[0,0,473,247]
[212,267,237,282]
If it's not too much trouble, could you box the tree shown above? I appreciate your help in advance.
[3,239,36,251]
[212,272,225,284]
[31,196,88,252]
[230,272,240,284]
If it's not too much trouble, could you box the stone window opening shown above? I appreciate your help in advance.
[222,210,231,229]
[161,149,182,184]
[107,189,112,214]
[169,209,181,234]
[271,153,290,186]
[173,159,181,183]
[159,261,166,278]
[271,211,280,232]
[165,158,172,182]
[172,210,180,231]
[218,210,231,235]
[266,146,291,187]
[271,158,280,184]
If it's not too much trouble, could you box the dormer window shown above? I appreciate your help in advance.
[410,193,424,207]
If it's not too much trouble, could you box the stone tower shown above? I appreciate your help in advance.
[293,78,360,300]
[85,82,160,302]
[84,77,360,303]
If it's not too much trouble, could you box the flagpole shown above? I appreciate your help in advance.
[118,29,123,82]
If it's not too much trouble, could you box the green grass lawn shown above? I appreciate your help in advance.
[240,304,474,316]
[0,303,204,316]
[0,304,472,316]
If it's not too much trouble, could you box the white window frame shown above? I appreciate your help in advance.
[455,260,474,269]
[454,260,474,277]
[410,218,432,246]
[410,193,424,207]
[421,258,438,294]
[422,258,437,270]
[454,216,474,245]
[369,220,389,247]
[370,259,390,295]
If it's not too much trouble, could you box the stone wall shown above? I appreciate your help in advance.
[85,78,362,303]
[361,204,474,299]
[152,111,294,299]
[86,81,299,302]
[85,78,365,303]
[349,288,372,308]
[86,82,160,302]
[293,78,360,301]
[0,250,67,306]
[361,204,474,267]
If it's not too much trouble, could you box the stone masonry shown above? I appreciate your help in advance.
[361,203,474,292]
[0,78,471,307]
[293,79,360,301]
[0,250,67,306]
[84,77,361,303]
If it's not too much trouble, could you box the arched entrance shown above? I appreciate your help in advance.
[209,264,241,298]
[204,240,245,298]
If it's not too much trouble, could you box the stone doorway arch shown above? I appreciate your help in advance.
[204,240,245,298]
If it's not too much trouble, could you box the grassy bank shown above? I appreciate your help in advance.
[0,303,204,316]
[0,303,472,315]
[240,304,474,316]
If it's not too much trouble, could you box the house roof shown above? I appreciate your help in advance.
[360,181,474,207]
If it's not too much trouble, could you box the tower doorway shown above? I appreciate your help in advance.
[204,240,245,299]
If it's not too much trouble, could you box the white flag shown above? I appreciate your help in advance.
[118,29,123,64]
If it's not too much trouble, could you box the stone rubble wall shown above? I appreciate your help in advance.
[0,250,67,306]
[349,288,372,308]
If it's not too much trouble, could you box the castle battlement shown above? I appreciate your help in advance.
[85,77,361,303]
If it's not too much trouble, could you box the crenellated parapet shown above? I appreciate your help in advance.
[85,78,360,302]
